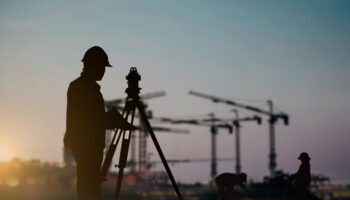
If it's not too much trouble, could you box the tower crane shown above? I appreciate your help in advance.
[189,90,289,177]
[106,91,166,172]
[155,114,233,180]
[201,110,262,174]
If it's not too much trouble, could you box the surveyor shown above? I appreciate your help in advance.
[286,152,311,200]
[64,46,135,200]
[215,173,249,200]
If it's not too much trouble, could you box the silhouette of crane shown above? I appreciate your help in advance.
[155,113,233,180]
[189,90,289,177]
[106,91,188,173]
[200,110,262,174]
[232,109,261,174]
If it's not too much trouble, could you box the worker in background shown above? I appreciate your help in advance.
[64,46,135,200]
[215,173,249,200]
[285,152,311,200]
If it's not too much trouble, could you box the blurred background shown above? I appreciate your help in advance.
[1,0,350,199]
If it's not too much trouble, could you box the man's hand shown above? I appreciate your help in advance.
[106,108,137,130]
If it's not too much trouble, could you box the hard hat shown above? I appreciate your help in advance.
[82,46,112,67]
[298,152,311,160]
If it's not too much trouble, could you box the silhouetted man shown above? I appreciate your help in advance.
[64,46,134,200]
[215,173,249,200]
[287,152,311,200]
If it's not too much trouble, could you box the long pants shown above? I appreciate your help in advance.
[296,186,309,200]
[72,147,103,200]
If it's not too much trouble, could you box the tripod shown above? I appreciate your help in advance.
[101,67,184,200]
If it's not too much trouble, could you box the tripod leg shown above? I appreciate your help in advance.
[114,134,127,200]
[114,105,137,200]
[101,104,131,182]
[101,128,124,181]
[137,102,184,200]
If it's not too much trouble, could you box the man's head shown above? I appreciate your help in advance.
[298,152,311,162]
[81,46,112,81]
[239,173,247,183]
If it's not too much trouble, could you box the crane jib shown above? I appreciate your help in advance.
[245,106,261,112]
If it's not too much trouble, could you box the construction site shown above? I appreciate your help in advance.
[1,86,347,200]
[1,1,350,200]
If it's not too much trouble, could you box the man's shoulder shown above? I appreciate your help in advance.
[68,77,86,94]
[69,76,83,86]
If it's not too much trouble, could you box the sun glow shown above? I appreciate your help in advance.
[0,142,17,161]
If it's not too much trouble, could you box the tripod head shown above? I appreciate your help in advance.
[125,67,141,100]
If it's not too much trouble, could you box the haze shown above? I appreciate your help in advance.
[0,0,349,183]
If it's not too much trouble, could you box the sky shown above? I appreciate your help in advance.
[0,0,350,183]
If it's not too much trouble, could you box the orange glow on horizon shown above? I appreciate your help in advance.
[0,141,18,162]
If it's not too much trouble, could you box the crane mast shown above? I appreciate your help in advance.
[232,110,262,174]
[138,103,149,172]
[233,110,241,174]
[209,113,217,180]
[268,100,277,177]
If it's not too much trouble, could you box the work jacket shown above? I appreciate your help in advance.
[64,75,115,150]
[295,162,311,189]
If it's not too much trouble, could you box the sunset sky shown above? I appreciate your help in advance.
[1,0,350,183]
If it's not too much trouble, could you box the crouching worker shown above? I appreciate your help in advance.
[215,173,249,200]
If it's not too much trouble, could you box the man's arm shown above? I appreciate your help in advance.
[104,107,136,130]
[104,108,119,129]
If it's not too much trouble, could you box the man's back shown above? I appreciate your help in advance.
[296,162,311,188]
[64,76,106,150]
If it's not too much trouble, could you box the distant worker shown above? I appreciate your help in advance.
[286,152,311,200]
[215,173,249,200]
[64,46,135,200]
